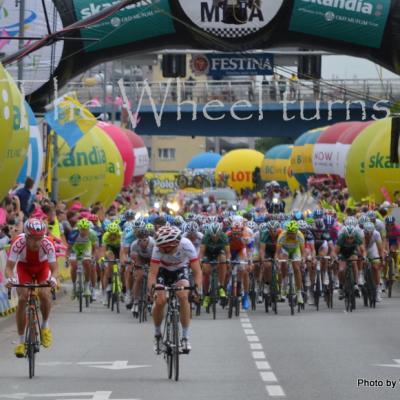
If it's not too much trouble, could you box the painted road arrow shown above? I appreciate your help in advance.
[77,361,151,370]
[0,391,139,400]
[373,359,400,368]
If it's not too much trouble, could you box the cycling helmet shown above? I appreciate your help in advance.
[208,216,218,224]
[313,209,324,219]
[324,215,335,228]
[202,223,210,233]
[358,215,370,227]
[186,213,195,221]
[77,218,90,230]
[268,220,281,231]
[291,210,303,221]
[363,222,375,233]
[24,218,46,237]
[342,225,357,237]
[133,219,146,229]
[385,216,396,224]
[286,221,299,233]
[124,209,135,219]
[106,222,120,234]
[246,220,258,232]
[155,226,182,246]
[174,215,185,227]
[136,227,150,239]
[344,216,358,227]
[258,222,268,232]
[207,222,222,236]
[185,221,199,233]
[366,210,377,220]
[298,220,309,231]
[232,216,244,231]
[313,218,325,231]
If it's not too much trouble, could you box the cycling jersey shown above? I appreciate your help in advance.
[9,234,56,284]
[71,230,98,256]
[364,230,382,259]
[151,237,198,272]
[227,227,253,253]
[386,224,400,246]
[130,237,155,260]
[313,231,332,252]
[201,232,229,258]
[260,229,282,257]
[336,230,363,258]
[122,229,135,249]
[102,232,122,248]
[277,231,305,252]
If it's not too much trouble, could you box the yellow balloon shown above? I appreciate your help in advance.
[261,157,276,182]
[215,149,264,192]
[345,119,387,201]
[94,129,124,208]
[57,126,108,206]
[0,64,15,170]
[364,118,399,203]
[0,70,29,199]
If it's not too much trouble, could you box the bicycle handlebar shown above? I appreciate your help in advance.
[8,283,56,300]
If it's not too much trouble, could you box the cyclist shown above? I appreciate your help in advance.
[148,226,202,353]
[226,217,253,310]
[5,219,58,357]
[183,221,203,254]
[259,221,282,301]
[129,227,155,317]
[363,221,384,302]
[199,222,230,309]
[69,218,98,300]
[274,221,306,305]
[384,216,400,278]
[334,225,366,299]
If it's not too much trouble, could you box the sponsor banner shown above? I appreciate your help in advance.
[191,53,274,77]
[289,0,391,48]
[0,1,64,95]
[73,0,175,51]
[312,143,336,174]
[177,0,283,39]
[145,172,179,194]
[133,147,149,177]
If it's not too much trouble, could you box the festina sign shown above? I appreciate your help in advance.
[192,53,274,77]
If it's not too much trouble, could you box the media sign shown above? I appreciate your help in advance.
[191,53,274,77]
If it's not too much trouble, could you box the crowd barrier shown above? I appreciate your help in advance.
[0,250,17,317]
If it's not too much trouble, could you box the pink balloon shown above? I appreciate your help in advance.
[122,128,149,179]
[97,122,135,187]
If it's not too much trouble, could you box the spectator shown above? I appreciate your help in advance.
[15,177,35,218]
[289,73,299,100]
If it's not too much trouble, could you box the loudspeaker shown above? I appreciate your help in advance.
[162,54,187,78]
[298,54,321,80]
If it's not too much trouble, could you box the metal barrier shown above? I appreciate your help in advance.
[62,78,400,106]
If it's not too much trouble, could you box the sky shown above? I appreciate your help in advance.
[321,55,399,80]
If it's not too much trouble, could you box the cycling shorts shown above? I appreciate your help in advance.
[17,261,51,285]
[156,267,190,287]
[280,247,301,261]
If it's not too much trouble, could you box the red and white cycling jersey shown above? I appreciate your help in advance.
[8,234,57,264]
[151,237,198,271]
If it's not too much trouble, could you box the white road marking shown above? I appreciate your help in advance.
[255,361,271,370]
[0,392,139,400]
[77,361,150,370]
[250,343,263,350]
[240,318,250,323]
[373,359,400,368]
[266,385,286,397]
[260,371,278,382]
[252,351,266,359]
[246,335,259,342]
[244,329,256,335]
[241,323,253,328]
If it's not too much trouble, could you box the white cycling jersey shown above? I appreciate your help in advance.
[183,231,203,254]
[151,237,198,271]
[130,237,155,260]
[9,234,56,264]
[365,230,382,259]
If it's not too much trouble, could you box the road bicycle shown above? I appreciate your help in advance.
[8,283,55,379]
[227,260,247,318]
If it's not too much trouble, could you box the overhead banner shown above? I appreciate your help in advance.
[176,0,283,39]
[289,0,391,48]
[73,0,175,52]
[191,53,274,77]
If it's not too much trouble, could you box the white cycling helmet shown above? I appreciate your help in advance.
[155,225,182,246]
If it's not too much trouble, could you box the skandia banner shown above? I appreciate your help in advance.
[73,0,175,51]
[191,53,274,77]
[289,0,391,48]
[176,0,283,39]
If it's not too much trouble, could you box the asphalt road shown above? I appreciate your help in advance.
[1,286,400,400]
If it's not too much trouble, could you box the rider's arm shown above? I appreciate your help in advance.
[189,259,202,292]
[259,242,266,262]
[224,245,231,262]
[198,244,206,261]
[49,261,58,280]
[4,259,16,281]
[147,260,160,292]
[274,243,281,260]
[358,244,366,258]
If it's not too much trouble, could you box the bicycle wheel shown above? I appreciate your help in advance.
[387,257,394,298]
[164,316,173,380]
[85,293,90,308]
[172,312,180,381]
[289,275,295,316]
[27,310,36,379]
[314,271,321,311]
[78,274,83,313]
[228,295,233,319]
[366,267,376,308]
[235,296,240,317]
[250,275,256,311]
[116,294,120,314]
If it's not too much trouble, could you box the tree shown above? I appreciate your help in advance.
[255,137,293,154]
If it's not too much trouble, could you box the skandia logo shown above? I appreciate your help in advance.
[58,146,106,168]
[80,0,153,18]
[301,0,373,14]
[368,153,400,169]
